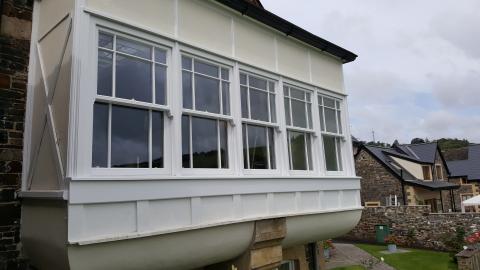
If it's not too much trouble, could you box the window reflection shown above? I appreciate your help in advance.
[116,55,152,102]
[92,103,108,167]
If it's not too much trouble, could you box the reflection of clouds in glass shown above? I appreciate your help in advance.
[116,55,152,102]
[195,75,219,113]
[250,89,269,122]
[192,117,217,153]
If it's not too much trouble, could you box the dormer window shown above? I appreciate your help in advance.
[435,164,443,180]
[422,165,432,180]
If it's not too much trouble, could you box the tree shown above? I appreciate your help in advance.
[410,138,425,144]
[436,138,470,150]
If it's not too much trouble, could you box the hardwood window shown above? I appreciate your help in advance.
[92,32,167,168]
[181,55,230,168]
[319,95,344,171]
[240,72,277,169]
[422,165,432,180]
[284,85,313,170]
[435,164,443,180]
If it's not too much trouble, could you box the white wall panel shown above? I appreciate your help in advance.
[37,0,73,38]
[310,51,344,92]
[272,192,296,215]
[83,202,137,238]
[148,198,191,231]
[342,190,359,208]
[233,17,276,70]
[198,196,234,224]
[277,36,310,82]
[241,194,268,218]
[85,0,175,37]
[29,59,47,169]
[321,190,340,209]
[178,0,232,55]
[30,128,59,190]
[299,191,320,212]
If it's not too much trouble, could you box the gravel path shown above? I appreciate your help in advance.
[325,243,395,270]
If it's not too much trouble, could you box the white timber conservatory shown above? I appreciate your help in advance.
[20,0,361,269]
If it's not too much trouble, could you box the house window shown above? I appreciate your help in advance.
[240,72,276,169]
[365,201,381,207]
[435,164,443,180]
[181,55,230,168]
[284,85,313,170]
[422,165,432,180]
[386,195,398,206]
[92,32,167,168]
[318,95,343,171]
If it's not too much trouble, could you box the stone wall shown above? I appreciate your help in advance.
[343,206,480,252]
[0,0,32,269]
[355,149,405,206]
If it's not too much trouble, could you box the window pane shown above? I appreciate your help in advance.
[291,99,307,128]
[195,74,220,113]
[152,111,164,168]
[283,86,289,96]
[182,115,191,168]
[325,107,338,133]
[306,134,313,170]
[291,88,304,100]
[336,138,343,171]
[192,117,218,168]
[324,135,338,171]
[155,65,167,105]
[222,82,230,115]
[98,32,113,49]
[307,103,312,129]
[323,97,335,108]
[250,89,269,122]
[116,55,152,102]
[97,50,113,96]
[219,120,228,168]
[284,97,291,126]
[116,37,151,59]
[111,106,149,168]
[245,125,268,169]
[154,48,166,64]
[268,127,276,169]
[268,81,275,93]
[182,71,193,109]
[221,68,229,80]
[242,124,248,168]
[249,76,267,90]
[240,73,247,85]
[182,56,192,70]
[241,86,249,118]
[337,110,343,134]
[92,103,108,167]
[269,93,276,123]
[319,107,325,131]
[289,131,308,170]
[194,60,218,77]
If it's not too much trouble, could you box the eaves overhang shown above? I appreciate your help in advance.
[214,0,358,63]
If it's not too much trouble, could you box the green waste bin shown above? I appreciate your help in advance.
[375,224,390,243]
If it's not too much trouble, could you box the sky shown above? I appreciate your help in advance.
[261,0,480,144]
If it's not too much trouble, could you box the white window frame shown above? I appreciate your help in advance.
[283,83,315,172]
[318,94,345,174]
[89,26,173,177]
[240,70,279,172]
[179,51,234,173]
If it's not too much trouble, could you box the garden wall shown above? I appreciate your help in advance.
[343,206,480,251]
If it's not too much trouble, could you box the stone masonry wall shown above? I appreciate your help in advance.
[343,206,480,252]
[0,0,32,269]
[355,149,405,206]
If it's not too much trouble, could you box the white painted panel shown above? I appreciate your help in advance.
[149,198,192,230]
[241,193,268,218]
[299,191,319,212]
[272,192,296,215]
[234,17,275,70]
[198,196,234,224]
[391,156,425,179]
[38,16,70,95]
[30,128,59,190]
[85,0,175,36]
[321,190,339,210]
[51,31,72,173]
[29,59,47,168]
[310,51,344,93]
[83,202,137,238]
[277,36,309,82]
[178,0,232,55]
[342,190,358,208]
[37,0,73,38]
[69,178,361,204]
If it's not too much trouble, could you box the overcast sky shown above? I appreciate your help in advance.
[262,0,480,144]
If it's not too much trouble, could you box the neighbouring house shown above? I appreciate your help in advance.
[20,0,360,269]
[447,144,480,212]
[355,141,459,212]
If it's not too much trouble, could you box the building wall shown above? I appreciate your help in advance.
[0,0,32,269]
[390,156,424,180]
[355,149,404,206]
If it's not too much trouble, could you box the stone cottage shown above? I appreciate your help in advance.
[355,141,459,212]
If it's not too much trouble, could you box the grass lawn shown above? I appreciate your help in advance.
[330,266,366,270]
[355,244,457,270]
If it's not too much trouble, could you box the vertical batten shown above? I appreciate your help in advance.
[136,200,150,232]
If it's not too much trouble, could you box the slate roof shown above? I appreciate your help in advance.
[363,142,459,190]
[447,145,480,181]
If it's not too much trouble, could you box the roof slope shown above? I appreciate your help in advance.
[448,145,480,181]
[215,0,357,63]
